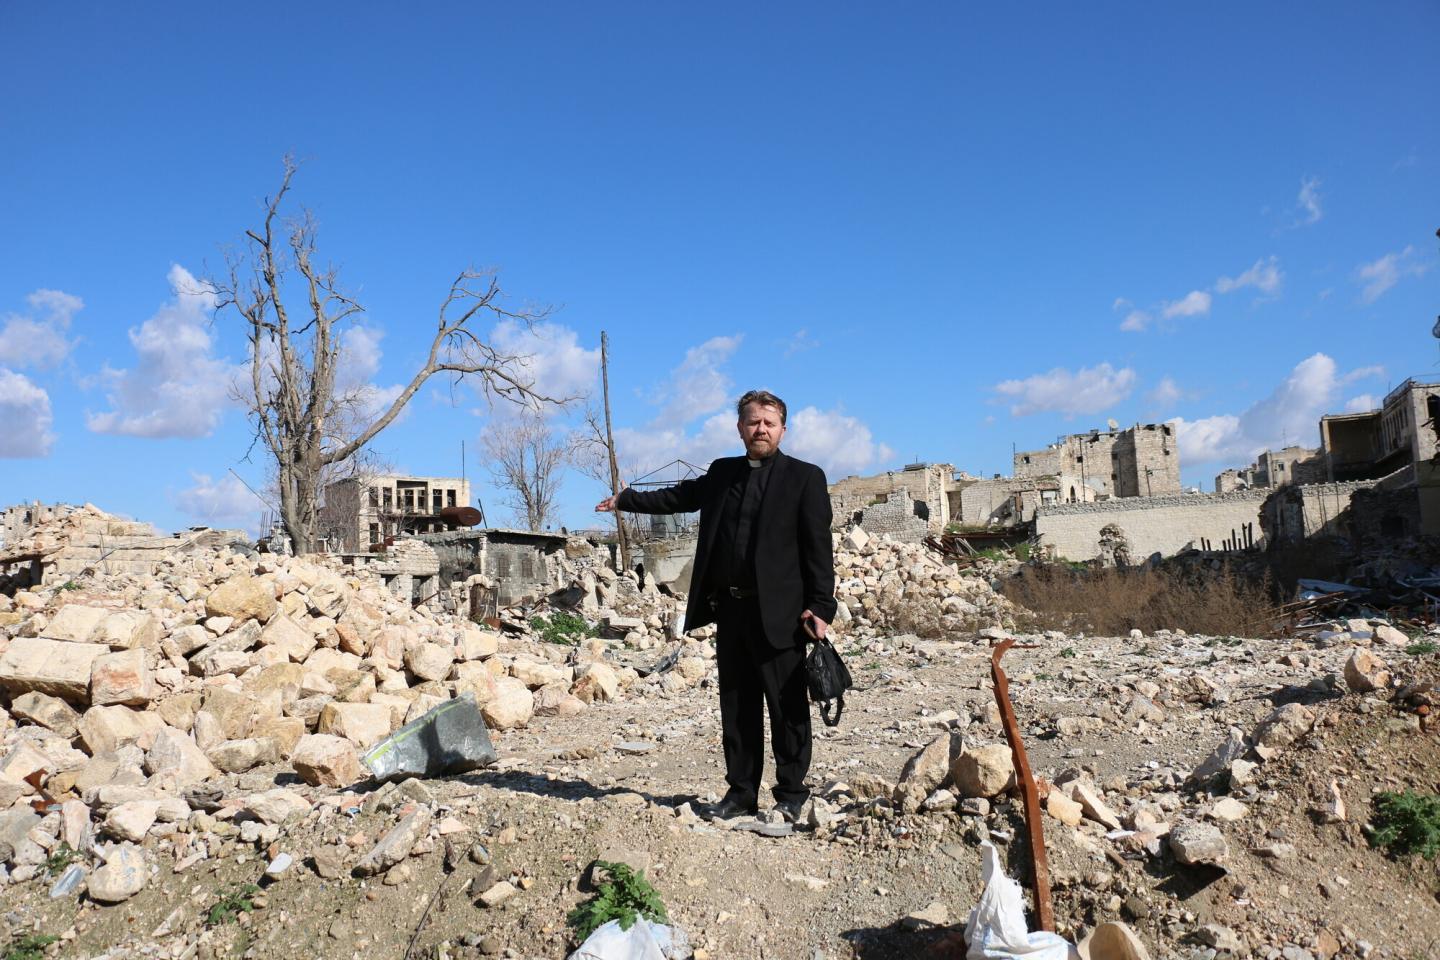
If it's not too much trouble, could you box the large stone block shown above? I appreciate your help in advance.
[0,637,109,703]
[207,737,280,773]
[78,705,166,755]
[571,662,619,704]
[9,691,81,736]
[205,576,277,623]
[40,604,110,642]
[458,625,500,660]
[511,657,567,689]
[93,611,161,651]
[144,726,220,787]
[317,702,393,748]
[405,642,454,682]
[481,676,534,730]
[292,734,365,788]
[90,648,155,706]
[259,615,317,663]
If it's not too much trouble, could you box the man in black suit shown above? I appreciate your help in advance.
[596,389,836,822]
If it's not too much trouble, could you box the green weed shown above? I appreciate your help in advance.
[1369,790,1440,860]
[1059,647,1077,658]
[206,882,261,926]
[3,934,58,960]
[529,612,596,646]
[44,842,78,876]
[568,860,668,942]
[1405,640,1437,656]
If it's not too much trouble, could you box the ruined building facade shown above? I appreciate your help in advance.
[319,475,473,552]
[1015,423,1181,501]
[1214,445,1325,493]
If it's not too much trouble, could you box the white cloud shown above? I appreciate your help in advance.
[0,369,54,458]
[335,326,407,424]
[993,363,1136,417]
[489,319,600,408]
[784,406,895,477]
[0,288,82,369]
[87,264,239,439]
[782,329,819,358]
[647,335,742,426]
[1296,176,1323,226]
[1216,256,1284,296]
[1168,353,1383,465]
[1161,290,1212,320]
[1344,394,1378,413]
[173,472,264,534]
[613,410,740,477]
[1119,309,1151,333]
[1146,376,1183,409]
[1356,246,1430,304]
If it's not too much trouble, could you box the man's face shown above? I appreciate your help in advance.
[737,403,786,459]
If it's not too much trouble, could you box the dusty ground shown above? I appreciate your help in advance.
[5,628,1440,960]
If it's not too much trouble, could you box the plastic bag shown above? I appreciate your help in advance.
[965,842,1077,960]
[361,692,497,782]
[566,919,691,960]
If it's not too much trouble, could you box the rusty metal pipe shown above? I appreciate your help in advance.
[990,636,1054,933]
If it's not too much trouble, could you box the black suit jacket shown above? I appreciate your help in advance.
[616,449,837,649]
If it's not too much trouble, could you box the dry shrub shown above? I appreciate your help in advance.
[1002,563,1277,637]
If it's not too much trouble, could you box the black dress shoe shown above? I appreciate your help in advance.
[773,798,805,824]
[708,797,758,820]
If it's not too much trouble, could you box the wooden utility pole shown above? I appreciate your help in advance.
[600,331,631,571]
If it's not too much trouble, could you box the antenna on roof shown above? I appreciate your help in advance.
[1106,418,1119,431]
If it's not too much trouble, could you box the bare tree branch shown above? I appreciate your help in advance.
[209,157,560,553]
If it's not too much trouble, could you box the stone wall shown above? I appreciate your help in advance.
[829,465,951,534]
[637,536,697,594]
[1034,489,1269,561]
[851,487,931,542]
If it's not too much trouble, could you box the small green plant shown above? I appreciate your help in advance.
[58,581,81,592]
[1369,790,1440,860]
[567,860,668,941]
[44,842,78,876]
[1035,672,1054,681]
[529,612,596,646]
[1014,543,1032,562]
[4,934,58,960]
[1405,640,1438,656]
[206,882,261,926]
[1059,647,1077,658]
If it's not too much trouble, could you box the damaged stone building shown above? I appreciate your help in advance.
[1214,445,1325,493]
[1263,378,1440,545]
[318,475,474,552]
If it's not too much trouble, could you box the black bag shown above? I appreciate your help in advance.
[804,637,853,727]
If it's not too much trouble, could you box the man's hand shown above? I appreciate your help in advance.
[801,609,829,642]
[595,484,627,513]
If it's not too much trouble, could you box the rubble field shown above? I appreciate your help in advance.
[0,507,1437,960]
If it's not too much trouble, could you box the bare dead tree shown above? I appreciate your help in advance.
[212,157,555,554]
[482,414,571,531]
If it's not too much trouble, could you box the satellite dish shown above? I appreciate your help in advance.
[1107,418,1120,431]
[1431,315,1440,339]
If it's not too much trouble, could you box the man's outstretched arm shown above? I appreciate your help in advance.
[595,473,709,516]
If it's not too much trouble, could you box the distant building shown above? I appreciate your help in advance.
[1213,445,1324,493]
[1014,423,1181,502]
[319,475,473,553]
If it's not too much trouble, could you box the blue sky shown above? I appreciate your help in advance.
[2,3,1437,534]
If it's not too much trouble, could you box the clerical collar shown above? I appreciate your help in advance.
[747,455,775,469]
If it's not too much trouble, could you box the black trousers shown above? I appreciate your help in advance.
[714,595,811,807]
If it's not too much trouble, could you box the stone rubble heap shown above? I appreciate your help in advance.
[0,508,728,905]
[830,525,1017,638]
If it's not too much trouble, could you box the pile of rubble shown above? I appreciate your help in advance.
[0,508,725,907]
[830,525,1017,638]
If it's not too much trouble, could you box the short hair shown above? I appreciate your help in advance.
[737,389,787,425]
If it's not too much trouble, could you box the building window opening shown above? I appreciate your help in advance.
[447,489,457,507]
